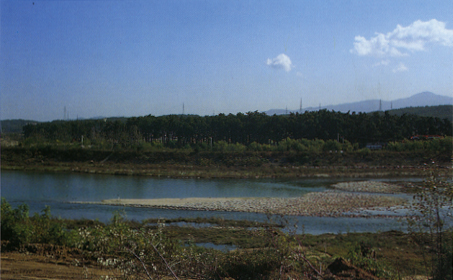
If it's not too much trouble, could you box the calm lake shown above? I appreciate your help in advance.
[1,170,415,234]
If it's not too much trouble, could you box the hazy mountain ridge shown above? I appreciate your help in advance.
[265,92,453,115]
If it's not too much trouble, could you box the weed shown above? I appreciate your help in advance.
[405,171,453,279]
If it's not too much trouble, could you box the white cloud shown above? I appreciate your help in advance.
[351,19,453,57]
[266,54,293,72]
[373,60,390,67]
[392,62,408,73]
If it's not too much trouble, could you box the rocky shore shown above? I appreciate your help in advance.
[93,183,407,217]
[331,181,405,193]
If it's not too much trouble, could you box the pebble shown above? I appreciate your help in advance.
[331,181,404,193]
[105,191,406,218]
[89,181,409,218]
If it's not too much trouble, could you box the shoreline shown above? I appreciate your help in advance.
[2,147,450,179]
[2,163,445,179]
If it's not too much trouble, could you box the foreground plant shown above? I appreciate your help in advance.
[2,196,444,279]
[406,172,453,280]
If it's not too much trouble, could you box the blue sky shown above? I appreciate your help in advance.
[1,0,452,121]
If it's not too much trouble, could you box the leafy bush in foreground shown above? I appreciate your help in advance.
[1,198,78,249]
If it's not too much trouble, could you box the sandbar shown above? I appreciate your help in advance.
[91,190,407,217]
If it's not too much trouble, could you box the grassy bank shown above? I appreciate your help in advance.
[2,146,451,178]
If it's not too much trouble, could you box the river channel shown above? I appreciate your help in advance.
[1,170,418,234]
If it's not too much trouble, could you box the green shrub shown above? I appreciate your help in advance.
[323,140,342,151]
[357,147,371,156]
[213,140,228,152]
[386,137,453,154]
[1,198,33,247]
[213,141,246,152]
[1,199,79,249]
[346,242,394,278]
[248,141,263,151]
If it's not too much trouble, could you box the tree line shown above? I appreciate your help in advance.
[22,110,452,149]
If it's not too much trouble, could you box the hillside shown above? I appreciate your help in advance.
[381,105,453,122]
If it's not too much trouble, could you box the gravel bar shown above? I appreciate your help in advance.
[331,181,404,193]
[92,190,406,217]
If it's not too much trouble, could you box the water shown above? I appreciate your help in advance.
[1,170,330,202]
[191,243,237,252]
[1,170,411,234]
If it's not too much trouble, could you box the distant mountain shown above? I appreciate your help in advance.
[391,92,453,108]
[265,92,453,115]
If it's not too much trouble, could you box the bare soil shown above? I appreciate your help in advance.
[1,251,114,280]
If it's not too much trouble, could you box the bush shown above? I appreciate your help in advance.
[386,137,453,154]
[248,141,263,151]
[1,198,33,248]
[213,141,246,152]
[1,198,79,249]
[346,242,394,278]
[357,147,371,156]
[323,140,342,151]
[405,173,453,279]
[213,140,228,152]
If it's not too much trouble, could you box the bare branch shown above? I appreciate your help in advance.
[151,243,180,280]
[295,236,324,278]
[126,247,154,280]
